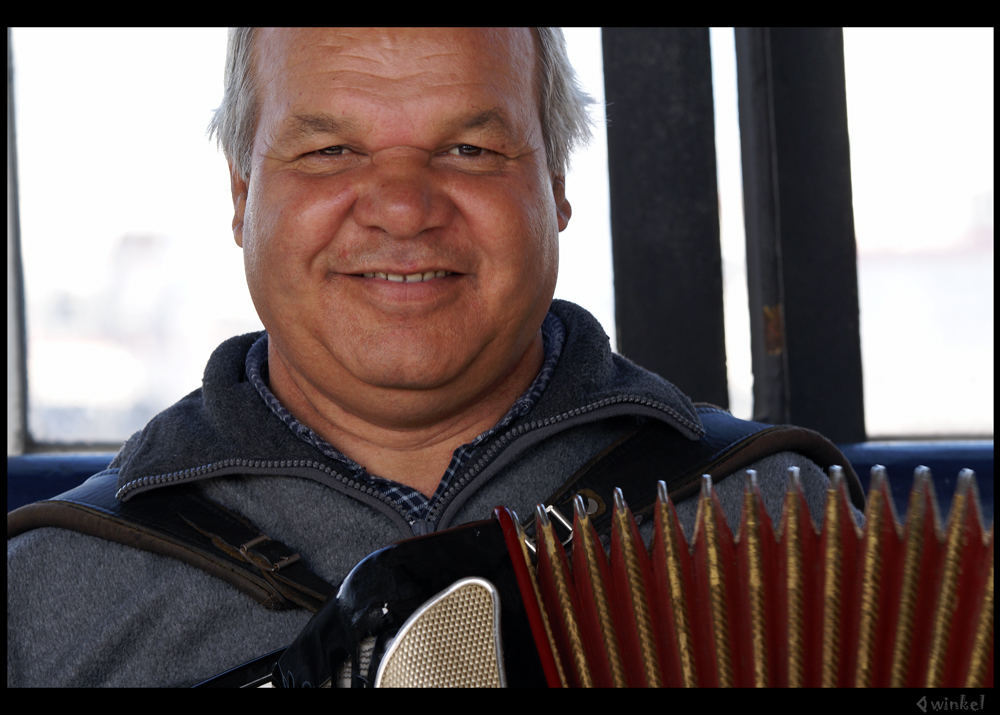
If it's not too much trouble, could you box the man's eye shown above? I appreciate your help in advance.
[448,144,486,157]
[315,145,353,156]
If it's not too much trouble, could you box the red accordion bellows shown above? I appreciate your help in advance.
[507,467,993,688]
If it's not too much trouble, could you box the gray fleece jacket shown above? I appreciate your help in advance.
[7,300,851,687]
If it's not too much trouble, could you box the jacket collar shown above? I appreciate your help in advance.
[111,300,704,493]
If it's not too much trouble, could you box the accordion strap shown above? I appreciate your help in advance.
[7,408,863,613]
[532,405,865,542]
[7,472,337,613]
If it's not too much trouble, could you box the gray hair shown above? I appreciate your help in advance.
[208,27,593,181]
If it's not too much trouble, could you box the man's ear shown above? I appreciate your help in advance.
[552,175,572,232]
[229,162,248,248]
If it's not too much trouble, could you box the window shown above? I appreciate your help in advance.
[709,27,993,438]
[843,27,993,437]
[10,28,254,446]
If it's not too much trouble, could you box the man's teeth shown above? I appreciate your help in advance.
[361,270,451,283]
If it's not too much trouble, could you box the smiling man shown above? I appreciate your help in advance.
[235,29,568,497]
[8,28,861,687]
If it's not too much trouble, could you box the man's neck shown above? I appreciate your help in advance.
[266,335,545,497]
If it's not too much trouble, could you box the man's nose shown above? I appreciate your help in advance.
[353,146,450,240]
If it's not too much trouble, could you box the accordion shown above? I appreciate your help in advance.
[272,466,993,688]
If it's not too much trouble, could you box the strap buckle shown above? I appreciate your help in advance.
[240,534,302,572]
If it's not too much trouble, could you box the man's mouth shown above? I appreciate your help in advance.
[360,270,453,283]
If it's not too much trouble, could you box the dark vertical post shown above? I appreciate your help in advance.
[601,27,729,407]
[735,27,866,442]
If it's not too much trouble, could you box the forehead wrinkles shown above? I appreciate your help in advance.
[309,27,534,78]
[255,28,540,130]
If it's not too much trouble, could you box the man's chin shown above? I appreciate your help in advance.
[339,345,466,389]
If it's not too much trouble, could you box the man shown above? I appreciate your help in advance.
[8,28,858,687]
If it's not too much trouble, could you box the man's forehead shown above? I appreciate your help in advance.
[255,27,536,84]
[253,28,542,145]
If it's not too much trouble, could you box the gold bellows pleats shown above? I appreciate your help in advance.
[522,466,993,688]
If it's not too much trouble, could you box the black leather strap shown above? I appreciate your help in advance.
[8,408,863,615]
[7,472,337,612]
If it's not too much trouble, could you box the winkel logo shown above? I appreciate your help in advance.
[916,694,987,713]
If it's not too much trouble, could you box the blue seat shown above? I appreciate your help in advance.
[7,453,116,512]
[839,440,993,526]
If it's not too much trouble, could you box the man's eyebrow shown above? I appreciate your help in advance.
[277,113,360,143]
[458,108,515,135]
